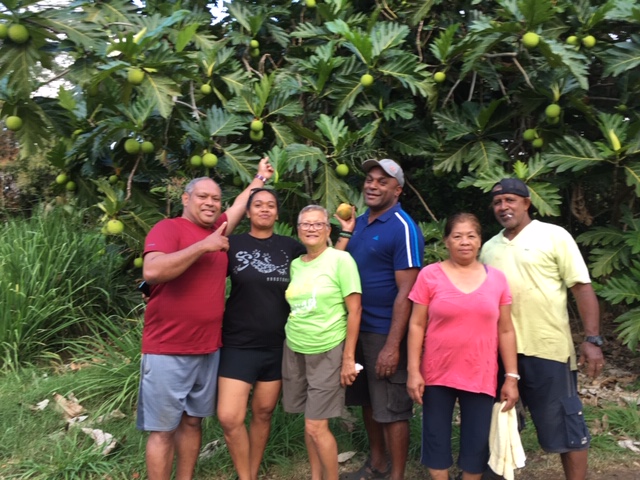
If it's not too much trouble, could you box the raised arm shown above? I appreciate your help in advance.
[223,157,274,233]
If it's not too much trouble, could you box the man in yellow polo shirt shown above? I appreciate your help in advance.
[480,178,604,480]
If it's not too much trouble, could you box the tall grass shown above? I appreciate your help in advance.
[0,208,135,368]
[68,313,143,415]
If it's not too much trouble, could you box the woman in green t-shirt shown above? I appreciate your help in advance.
[283,205,362,480]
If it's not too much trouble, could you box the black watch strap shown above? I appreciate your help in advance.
[585,335,604,346]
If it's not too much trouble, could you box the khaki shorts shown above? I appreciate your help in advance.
[282,340,345,420]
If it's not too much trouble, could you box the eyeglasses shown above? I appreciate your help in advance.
[297,222,329,231]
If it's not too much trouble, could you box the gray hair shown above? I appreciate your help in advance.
[297,204,330,224]
[297,205,332,247]
[185,177,217,195]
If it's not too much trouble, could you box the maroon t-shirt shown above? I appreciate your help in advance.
[141,214,228,355]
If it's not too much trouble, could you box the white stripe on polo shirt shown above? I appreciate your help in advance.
[394,211,415,268]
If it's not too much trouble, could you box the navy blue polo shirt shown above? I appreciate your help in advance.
[347,203,424,334]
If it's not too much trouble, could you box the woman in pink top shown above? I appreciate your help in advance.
[407,213,519,480]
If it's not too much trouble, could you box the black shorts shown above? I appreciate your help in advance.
[500,355,591,453]
[218,346,283,383]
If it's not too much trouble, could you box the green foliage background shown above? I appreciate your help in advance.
[1,0,640,347]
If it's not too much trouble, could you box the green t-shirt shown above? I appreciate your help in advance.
[285,247,362,354]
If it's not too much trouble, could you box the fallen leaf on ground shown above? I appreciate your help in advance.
[617,440,640,453]
[95,409,126,423]
[338,451,357,463]
[199,439,224,460]
[29,399,49,411]
[81,428,118,455]
[53,392,86,420]
[67,415,89,425]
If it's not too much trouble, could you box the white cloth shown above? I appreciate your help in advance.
[488,401,526,480]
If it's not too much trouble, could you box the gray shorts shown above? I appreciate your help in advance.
[136,352,220,432]
[281,340,345,420]
[345,332,413,423]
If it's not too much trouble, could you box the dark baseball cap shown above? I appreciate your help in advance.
[361,159,405,187]
[491,178,530,198]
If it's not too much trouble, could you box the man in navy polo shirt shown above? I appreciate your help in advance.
[336,159,424,480]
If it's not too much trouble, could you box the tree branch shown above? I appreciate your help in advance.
[512,57,534,90]
[406,178,438,223]
[444,78,462,106]
[468,71,477,102]
[416,20,424,62]
[126,154,142,202]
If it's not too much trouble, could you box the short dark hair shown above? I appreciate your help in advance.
[444,213,482,238]
[246,188,279,212]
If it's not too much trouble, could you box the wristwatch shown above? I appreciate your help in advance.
[584,335,604,347]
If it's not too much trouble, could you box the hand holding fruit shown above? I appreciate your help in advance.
[334,203,356,232]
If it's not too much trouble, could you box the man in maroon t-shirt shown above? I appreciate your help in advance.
[137,158,273,480]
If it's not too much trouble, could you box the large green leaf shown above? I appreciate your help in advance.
[429,24,459,63]
[433,106,475,141]
[325,20,373,65]
[139,75,181,119]
[544,136,606,172]
[0,44,39,99]
[41,11,102,51]
[624,161,640,197]
[598,272,640,305]
[613,307,640,351]
[587,245,630,278]
[204,106,246,139]
[311,162,354,213]
[526,182,561,217]
[410,0,437,25]
[290,22,328,39]
[577,226,626,248]
[601,37,640,77]
[284,144,325,173]
[370,22,409,58]
[536,39,589,90]
[377,55,430,97]
[518,0,556,26]
[82,0,137,24]
[225,1,252,32]
[605,0,640,20]
[222,143,260,180]
[315,114,349,152]
[270,122,296,148]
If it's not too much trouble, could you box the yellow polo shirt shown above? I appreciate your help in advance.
[480,220,591,369]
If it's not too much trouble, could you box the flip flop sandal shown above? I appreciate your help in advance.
[340,458,391,480]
